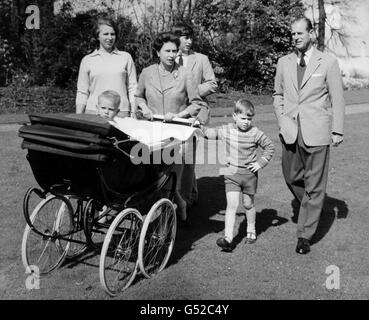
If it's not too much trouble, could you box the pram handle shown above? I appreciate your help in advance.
[151,114,201,128]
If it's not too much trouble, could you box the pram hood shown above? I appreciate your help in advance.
[18,113,175,202]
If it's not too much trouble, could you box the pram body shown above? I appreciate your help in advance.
[19,113,179,296]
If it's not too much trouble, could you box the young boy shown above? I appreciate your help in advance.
[202,99,275,252]
[96,90,121,120]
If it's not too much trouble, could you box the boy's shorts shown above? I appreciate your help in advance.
[224,171,258,195]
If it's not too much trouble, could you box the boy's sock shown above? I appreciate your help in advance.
[246,206,256,234]
[224,210,236,242]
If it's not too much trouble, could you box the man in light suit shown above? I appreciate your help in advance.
[273,17,345,254]
[172,23,218,208]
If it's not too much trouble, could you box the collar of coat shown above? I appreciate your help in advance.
[89,47,122,57]
[288,47,324,90]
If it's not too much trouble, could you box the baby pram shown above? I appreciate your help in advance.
[19,113,199,296]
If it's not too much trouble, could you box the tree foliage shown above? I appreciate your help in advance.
[1,0,305,92]
[1,3,140,88]
[191,0,305,92]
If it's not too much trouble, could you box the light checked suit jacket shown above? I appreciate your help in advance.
[185,51,217,98]
[273,47,345,146]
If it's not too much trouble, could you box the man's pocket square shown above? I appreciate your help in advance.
[311,73,323,77]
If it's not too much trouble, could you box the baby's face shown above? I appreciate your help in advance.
[97,97,118,120]
[233,111,254,131]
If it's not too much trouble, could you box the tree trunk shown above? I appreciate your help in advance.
[317,0,326,51]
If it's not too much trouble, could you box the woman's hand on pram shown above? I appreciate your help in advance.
[189,117,201,127]
[135,106,153,120]
[163,112,177,122]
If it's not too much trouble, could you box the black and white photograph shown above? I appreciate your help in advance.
[1,0,368,308]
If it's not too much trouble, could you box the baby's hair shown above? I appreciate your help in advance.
[98,90,121,109]
[234,99,255,115]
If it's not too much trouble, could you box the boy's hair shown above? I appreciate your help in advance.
[98,90,121,109]
[234,99,255,115]
[172,23,194,37]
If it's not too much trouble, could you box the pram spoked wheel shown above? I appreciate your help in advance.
[99,208,143,296]
[83,199,107,249]
[21,194,74,275]
[138,198,177,278]
[19,113,190,294]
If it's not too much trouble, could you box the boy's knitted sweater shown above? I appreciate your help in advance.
[203,123,275,173]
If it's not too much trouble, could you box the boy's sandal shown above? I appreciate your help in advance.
[246,232,257,244]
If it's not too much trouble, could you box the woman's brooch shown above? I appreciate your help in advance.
[173,70,178,79]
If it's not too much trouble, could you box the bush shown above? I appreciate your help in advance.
[0,0,15,86]
[192,0,305,92]
[10,6,140,89]
[0,0,305,93]
[0,37,15,86]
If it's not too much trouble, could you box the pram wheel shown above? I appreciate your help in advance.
[83,199,106,250]
[21,195,74,275]
[138,198,176,278]
[99,208,143,296]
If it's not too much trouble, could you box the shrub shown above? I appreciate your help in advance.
[15,7,140,88]
[192,0,305,92]
[0,37,15,86]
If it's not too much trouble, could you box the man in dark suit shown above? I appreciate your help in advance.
[273,17,345,254]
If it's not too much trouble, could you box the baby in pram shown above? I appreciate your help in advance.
[96,90,121,121]
[94,89,195,227]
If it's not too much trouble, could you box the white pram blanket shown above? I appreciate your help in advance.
[110,117,203,152]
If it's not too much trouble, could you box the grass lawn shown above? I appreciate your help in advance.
[0,105,368,300]
[1,86,369,118]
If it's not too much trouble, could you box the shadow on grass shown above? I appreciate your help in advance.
[170,176,289,262]
[60,176,293,280]
[291,194,349,245]
[62,246,101,270]
[169,176,225,264]
[232,209,289,247]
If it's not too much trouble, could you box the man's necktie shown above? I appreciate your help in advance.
[178,54,183,66]
[300,53,306,67]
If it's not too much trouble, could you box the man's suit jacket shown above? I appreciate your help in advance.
[135,63,209,123]
[185,51,217,98]
[273,48,345,146]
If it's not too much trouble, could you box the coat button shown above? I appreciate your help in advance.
[293,117,296,120]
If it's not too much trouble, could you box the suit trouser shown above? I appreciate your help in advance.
[180,137,198,205]
[281,124,330,240]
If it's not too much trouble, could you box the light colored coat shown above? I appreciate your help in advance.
[135,63,208,121]
[273,48,345,146]
[185,51,217,98]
